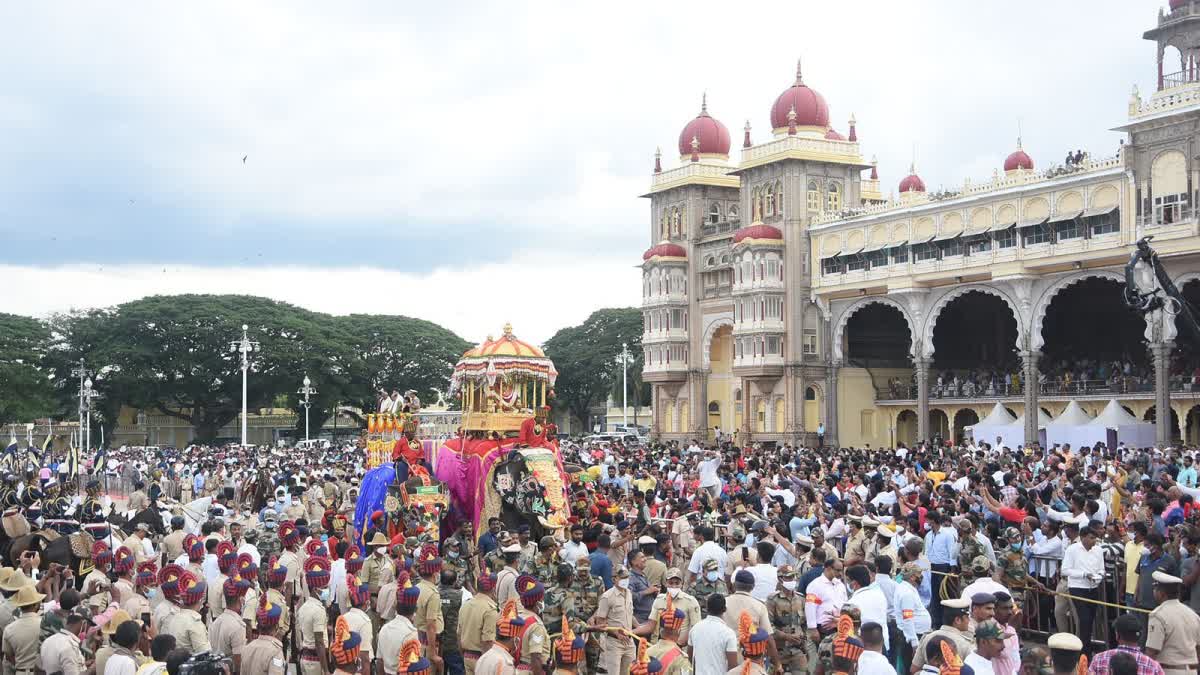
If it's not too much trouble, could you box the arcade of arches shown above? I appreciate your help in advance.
[833,274,1200,449]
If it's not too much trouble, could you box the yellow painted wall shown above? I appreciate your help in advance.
[707,326,734,437]
[804,387,820,429]
[837,367,890,448]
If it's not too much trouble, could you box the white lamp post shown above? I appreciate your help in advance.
[229,324,260,448]
[620,342,630,429]
[298,375,318,442]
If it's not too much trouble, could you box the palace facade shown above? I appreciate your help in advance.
[641,2,1200,449]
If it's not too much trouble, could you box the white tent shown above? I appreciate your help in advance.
[1076,399,1156,449]
[966,403,1018,448]
[991,407,1051,450]
[1046,401,1096,448]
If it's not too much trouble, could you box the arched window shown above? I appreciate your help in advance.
[765,184,775,217]
[705,256,715,267]
[1152,150,1188,224]
[807,181,821,212]
[660,212,668,239]
[729,203,739,221]
[774,180,784,215]
[827,183,842,212]
[708,202,722,224]
[720,254,730,264]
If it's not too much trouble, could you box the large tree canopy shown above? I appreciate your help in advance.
[543,307,644,431]
[0,313,55,430]
[36,295,471,443]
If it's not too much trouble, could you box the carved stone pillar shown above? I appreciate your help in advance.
[1153,341,1174,447]
[825,364,839,448]
[1021,351,1041,449]
[915,358,931,443]
[691,370,709,441]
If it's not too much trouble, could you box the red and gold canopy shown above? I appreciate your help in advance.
[450,324,558,392]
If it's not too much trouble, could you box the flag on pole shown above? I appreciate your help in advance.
[67,444,81,478]
[2,434,17,469]
[34,433,51,466]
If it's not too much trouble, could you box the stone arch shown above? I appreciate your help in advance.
[1173,271,1200,289]
[1030,270,1130,352]
[700,316,734,369]
[941,212,964,238]
[832,296,919,363]
[820,233,842,257]
[1152,149,1188,196]
[846,230,866,253]
[1056,191,1084,215]
[1089,185,1119,210]
[922,284,1025,359]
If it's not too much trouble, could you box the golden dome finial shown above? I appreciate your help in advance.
[503,323,513,337]
[700,91,708,114]
[795,57,803,84]
[787,105,797,123]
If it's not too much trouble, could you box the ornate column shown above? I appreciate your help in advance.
[1152,341,1174,447]
[691,370,709,441]
[1021,351,1041,449]
[651,385,660,436]
[915,358,931,443]
[825,362,840,448]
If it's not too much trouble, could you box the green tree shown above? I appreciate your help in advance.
[47,295,356,443]
[0,313,56,430]
[336,314,471,425]
[544,307,644,432]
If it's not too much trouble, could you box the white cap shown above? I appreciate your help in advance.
[501,543,522,554]
[637,535,657,545]
[1152,570,1183,585]
[1047,633,1083,651]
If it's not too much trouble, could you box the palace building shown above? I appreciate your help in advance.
[640,2,1200,449]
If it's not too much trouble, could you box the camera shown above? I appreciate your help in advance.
[179,652,233,675]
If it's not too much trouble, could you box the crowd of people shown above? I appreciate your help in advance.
[0,434,1197,675]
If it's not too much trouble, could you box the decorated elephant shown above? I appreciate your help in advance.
[431,435,571,543]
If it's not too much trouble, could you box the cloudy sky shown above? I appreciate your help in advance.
[0,1,1158,343]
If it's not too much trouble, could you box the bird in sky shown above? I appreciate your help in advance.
[242,155,248,164]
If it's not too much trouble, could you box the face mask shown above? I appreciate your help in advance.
[268,501,276,508]
[146,589,158,599]
[320,588,331,603]
[782,580,798,591]
[617,578,630,590]
[705,571,719,582]
[448,551,460,559]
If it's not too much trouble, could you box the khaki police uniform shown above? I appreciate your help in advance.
[1147,598,1200,674]
[377,615,419,675]
[297,596,329,675]
[210,608,248,658]
[162,607,210,653]
[595,585,635,675]
[458,594,499,675]
[241,635,287,675]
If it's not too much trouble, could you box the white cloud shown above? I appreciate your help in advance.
[0,255,640,345]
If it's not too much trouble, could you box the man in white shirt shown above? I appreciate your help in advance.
[697,451,722,501]
[746,541,778,602]
[846,564,889,651]
[1060,524,1105,653]
[689,594,738,675]
[560,524,588,566]
[686,525,729,584]
[894,562,932,665]
[857,621,897,675]
[964,619,1006,675]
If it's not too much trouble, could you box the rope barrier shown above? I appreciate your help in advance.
[928,568,1151,614]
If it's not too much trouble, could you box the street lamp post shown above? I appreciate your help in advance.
[229,325,260,448]
[620,342,629,429]
[298,375,318,442]
[72,358,87,450]
[82,377,102,454]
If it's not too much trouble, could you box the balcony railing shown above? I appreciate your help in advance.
[1161,69,1200,91]
[875,377,1200,402]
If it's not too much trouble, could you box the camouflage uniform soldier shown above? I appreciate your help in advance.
[443,539,470,588]
[566,557,604,675]
[955,520,987,571]
[541,564,574,640]
[687,559,728,617]
[483,533,511,574]
[520,537,560,581]
[257,513,281,563]
[769,565,808,675]
[995,527,1033,607]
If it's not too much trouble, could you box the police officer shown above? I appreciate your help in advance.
[443,539,470,589]
[641,569,701,646]
[645,598,693,675]
[591,566,635,675]
[241,599,287,675]
[414,544,446,668]
[1145,571,1200,675]
[768,565,807,675]
[459,574,499,675]
[297,558,330,674]
[516,576,551,675]
[522,536,560,581]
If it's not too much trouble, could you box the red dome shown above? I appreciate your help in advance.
[733,224,784,243]
[825,128,846,141]
[677,96,730,158]
[643,241,687,260]
[770,61,830,132]
[1004,147,1034,172]
[899,172,926,193]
